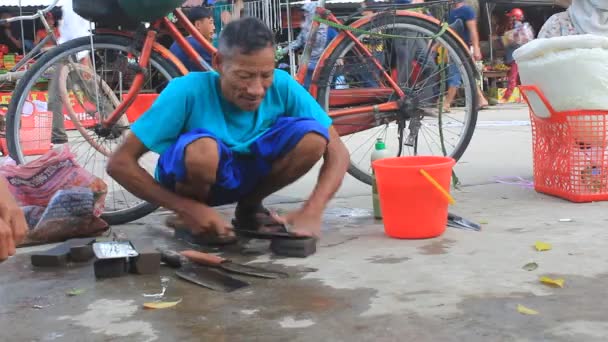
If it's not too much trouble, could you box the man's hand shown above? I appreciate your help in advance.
[179,200,234,238]
[272,208,323,238]
[473,47,482,61]
[0,198,27,262]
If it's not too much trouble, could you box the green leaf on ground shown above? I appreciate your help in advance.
[523,262,538,271]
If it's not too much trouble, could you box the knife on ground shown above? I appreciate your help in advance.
[159,249,250,292]
[180,250,288,279]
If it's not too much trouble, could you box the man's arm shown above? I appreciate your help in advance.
[107,134,188,213]
[107,133,232,235]
[304,126,349,213]
[466,19,482,60]
[276,126,349,237]
[4,28,22,50]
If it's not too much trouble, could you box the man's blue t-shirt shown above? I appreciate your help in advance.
[131,70,333,155]
[169,36,213,71]
[448,5,476,45]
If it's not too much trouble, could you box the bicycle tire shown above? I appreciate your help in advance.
[7,34,182,225]
[315,13,479,185]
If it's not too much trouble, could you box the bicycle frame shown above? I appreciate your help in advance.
[98,3,450,131]
[98,8,215,128]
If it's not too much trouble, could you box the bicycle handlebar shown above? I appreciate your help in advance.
[3,0,59,23]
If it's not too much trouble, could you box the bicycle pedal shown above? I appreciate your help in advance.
[404,137,415,147]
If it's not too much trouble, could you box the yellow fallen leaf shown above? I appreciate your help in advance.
[517,304,539,315]
[66,288,85,297]
[539,276,565,288]
[535,241,552,252]
[143,299,182,309]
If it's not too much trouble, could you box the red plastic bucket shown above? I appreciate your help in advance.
[372,156,456,239]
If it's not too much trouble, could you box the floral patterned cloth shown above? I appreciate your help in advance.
[538,11,579,38]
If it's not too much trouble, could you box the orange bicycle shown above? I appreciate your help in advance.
[6,0,478,224]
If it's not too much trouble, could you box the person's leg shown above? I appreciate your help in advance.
[477,85,489,108]
[233,117,329,230]
[502,62,518,101]
[238,132,327,208]
[174,137,219,203]
[443,63,461,111]
[48,63,68,144]
[304,68,314,90]
[444,87,457,112]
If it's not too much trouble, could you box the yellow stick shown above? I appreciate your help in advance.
[420,169,456,205]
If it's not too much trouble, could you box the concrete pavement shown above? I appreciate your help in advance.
[3,104,608,341]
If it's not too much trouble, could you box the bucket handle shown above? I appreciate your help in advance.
[419,169,456,205]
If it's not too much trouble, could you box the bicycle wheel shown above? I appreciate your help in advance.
[315,13,478,185]
[7,34,182,225]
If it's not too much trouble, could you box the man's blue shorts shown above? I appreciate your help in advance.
[447,63,462,88]
[156,117,329,206]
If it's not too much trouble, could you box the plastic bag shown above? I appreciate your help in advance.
[0,145,107,211]
[25,187,109,244]
[0,146,109,245]
[502,23,535,47]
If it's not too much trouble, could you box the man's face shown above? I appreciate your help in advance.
[214,46,275,112]
[195,17,215,41]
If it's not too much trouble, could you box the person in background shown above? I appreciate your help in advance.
[280,2,338,89]
[0,11,26,53]
[34,11,60,50]
[444,0,489,112]
[57,0,90,45]
[49,0,92,145]
[539,0,608,38]
[170,7,215,71]
[502,8,524,101]
[0,177,27,262]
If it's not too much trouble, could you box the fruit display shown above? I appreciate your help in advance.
[483,63,511,72]
[1,53,35,73]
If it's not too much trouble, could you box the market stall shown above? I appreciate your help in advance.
[478,0,568,103]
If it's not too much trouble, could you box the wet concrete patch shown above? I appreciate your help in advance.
[418,238,457,255]
[450,272,608,341]
[2,231,381,341]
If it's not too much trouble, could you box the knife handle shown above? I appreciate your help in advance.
[180,250,225,266]
[159,249,186,268]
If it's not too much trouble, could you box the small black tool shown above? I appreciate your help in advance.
[31,237,96,267]
[129,240,161,275]
[232,227,317,258]
[270,237,317,258]
[447,212,481,231]
[94,258,129,278]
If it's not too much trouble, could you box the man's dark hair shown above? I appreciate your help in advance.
[218,17,275,56]
[187,7,213,23]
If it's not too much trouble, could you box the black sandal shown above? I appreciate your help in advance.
[232,205,293,238]
[165,215,237,246]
